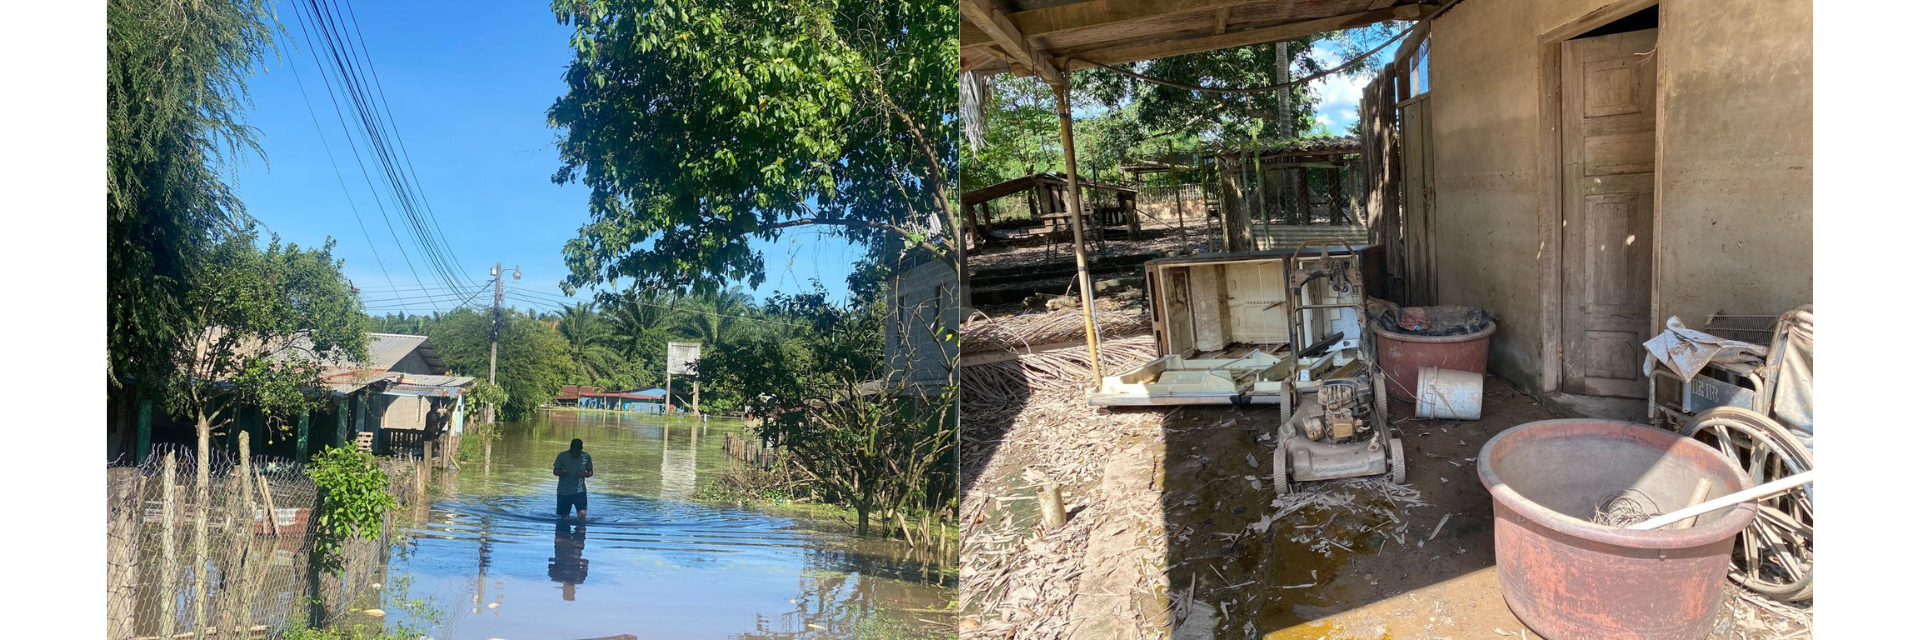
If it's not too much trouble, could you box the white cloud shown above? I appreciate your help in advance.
[1302,41,1378,134]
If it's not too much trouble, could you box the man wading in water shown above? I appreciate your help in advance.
[553,438,594,520]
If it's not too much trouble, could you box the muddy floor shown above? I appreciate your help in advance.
[1161,379,1549,640]
[961,363,1812,640]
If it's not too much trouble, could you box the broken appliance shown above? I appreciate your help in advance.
[1090,241,1404,487]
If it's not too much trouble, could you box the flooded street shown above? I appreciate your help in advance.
[388,410,954,639]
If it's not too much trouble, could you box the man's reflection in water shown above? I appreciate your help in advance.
[548,522,589,601]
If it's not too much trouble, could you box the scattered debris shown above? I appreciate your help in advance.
[1428,513,1452,541]
[1590,490,1662,527]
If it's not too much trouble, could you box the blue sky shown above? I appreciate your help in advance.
[232,0,860,316]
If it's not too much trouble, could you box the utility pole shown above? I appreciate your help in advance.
[486,263,518,423]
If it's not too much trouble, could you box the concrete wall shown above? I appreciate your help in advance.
[1655,0,1813,325]
[1426,0,1812,393]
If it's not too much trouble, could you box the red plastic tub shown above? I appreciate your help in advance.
[1478,419,1757,639]
[1373,321,1495,403]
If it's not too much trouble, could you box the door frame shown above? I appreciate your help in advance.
[1536,0,1663,394]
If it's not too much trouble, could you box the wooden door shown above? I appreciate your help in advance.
[1561,28,1656,398]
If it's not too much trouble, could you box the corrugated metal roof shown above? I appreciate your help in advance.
[363,333,431,370]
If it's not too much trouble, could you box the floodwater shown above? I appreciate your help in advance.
[384,409,955,639]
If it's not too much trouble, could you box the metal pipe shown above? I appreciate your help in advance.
[1628,470,1815,531]
[1053,81,1104,384]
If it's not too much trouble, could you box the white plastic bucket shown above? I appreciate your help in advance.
[1416,366,1484,420]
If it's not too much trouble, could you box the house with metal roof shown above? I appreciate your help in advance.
[113,332,473,465]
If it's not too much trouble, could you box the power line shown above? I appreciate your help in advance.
[287,58,402,300]
[288,0,436,307]
[290,0,476,298]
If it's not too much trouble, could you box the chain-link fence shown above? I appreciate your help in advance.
[107,442,422,640]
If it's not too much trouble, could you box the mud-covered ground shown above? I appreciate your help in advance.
[962,371,1812,640]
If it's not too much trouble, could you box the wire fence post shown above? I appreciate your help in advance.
[162,451,179,638]
[106,467,141,638]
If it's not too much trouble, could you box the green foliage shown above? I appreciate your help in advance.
[108,0,280,391]
[547,0,957,297]
[963,28,1401,224]
[171,231,368,442]
[308,447,399,576]
[698,288,956,535]
[466,379,509,410]
[425,308,575,420]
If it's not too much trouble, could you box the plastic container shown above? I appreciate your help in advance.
[1373,321,1496,402]
[1415,366,1484,420]
[1477,419,1757,639]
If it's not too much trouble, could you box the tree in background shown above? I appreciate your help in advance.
[426,307,575,420]
[170,233,369,445]
[556,302,626,385]
[108,0,280,392]
[699,289,955,535]
[546,0,958,300]
[164,230,366,626]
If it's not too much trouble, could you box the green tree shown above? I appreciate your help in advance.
[546,0,958,298]
[170,232,369,449]
[699,289,954,536]
[556,302,627,385]
[427,308,574,420]
[108,0,280,391]
[671,287,760,347]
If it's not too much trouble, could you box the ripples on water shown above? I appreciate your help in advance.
[383,410,953,639]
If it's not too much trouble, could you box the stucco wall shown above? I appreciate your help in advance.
[1655,0,1813,325]
[1427,0,1608,392]
[1426,0,1812,393]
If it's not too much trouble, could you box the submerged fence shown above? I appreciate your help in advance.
[106,441,419,640]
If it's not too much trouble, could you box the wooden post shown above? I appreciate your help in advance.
[217,433,251,638]
[295,409,310,462]
[162,452,179,638]
[1053,80,1105,384]
[1039,482,1067,530]
[1170,143,1187,235]
[1253,152,1270,249]
[334,397,349,451]
[106,468,141,638]
[135,398,153,465]
[664,371,673,415]
[1294,167,1311,226]
[193,417,211,639]
[1336,162,1351,223]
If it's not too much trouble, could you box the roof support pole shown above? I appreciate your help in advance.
[1053,79,1104,385]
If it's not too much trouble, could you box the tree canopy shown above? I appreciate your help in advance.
[171,231,368,442]
[546,0,958,299]
[423,307,576,421]
[108,0,280,391]
[696,288,954,534]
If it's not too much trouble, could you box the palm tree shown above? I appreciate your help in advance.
[557,302,624,383]
[672,286,761,347]
[608,287,678,361]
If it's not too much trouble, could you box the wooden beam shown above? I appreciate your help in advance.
[963,0,1276,48]
[1213,8,1230,35]
[1538,0,1657,44]
[962,21,993,49]
[961,0,1062,84]
[1059,6,1424,71]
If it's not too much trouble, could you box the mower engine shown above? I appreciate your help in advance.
[1301,383,1369,443]
[1276,380,1406,490]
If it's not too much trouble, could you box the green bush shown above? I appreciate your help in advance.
[308,446,399,575]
